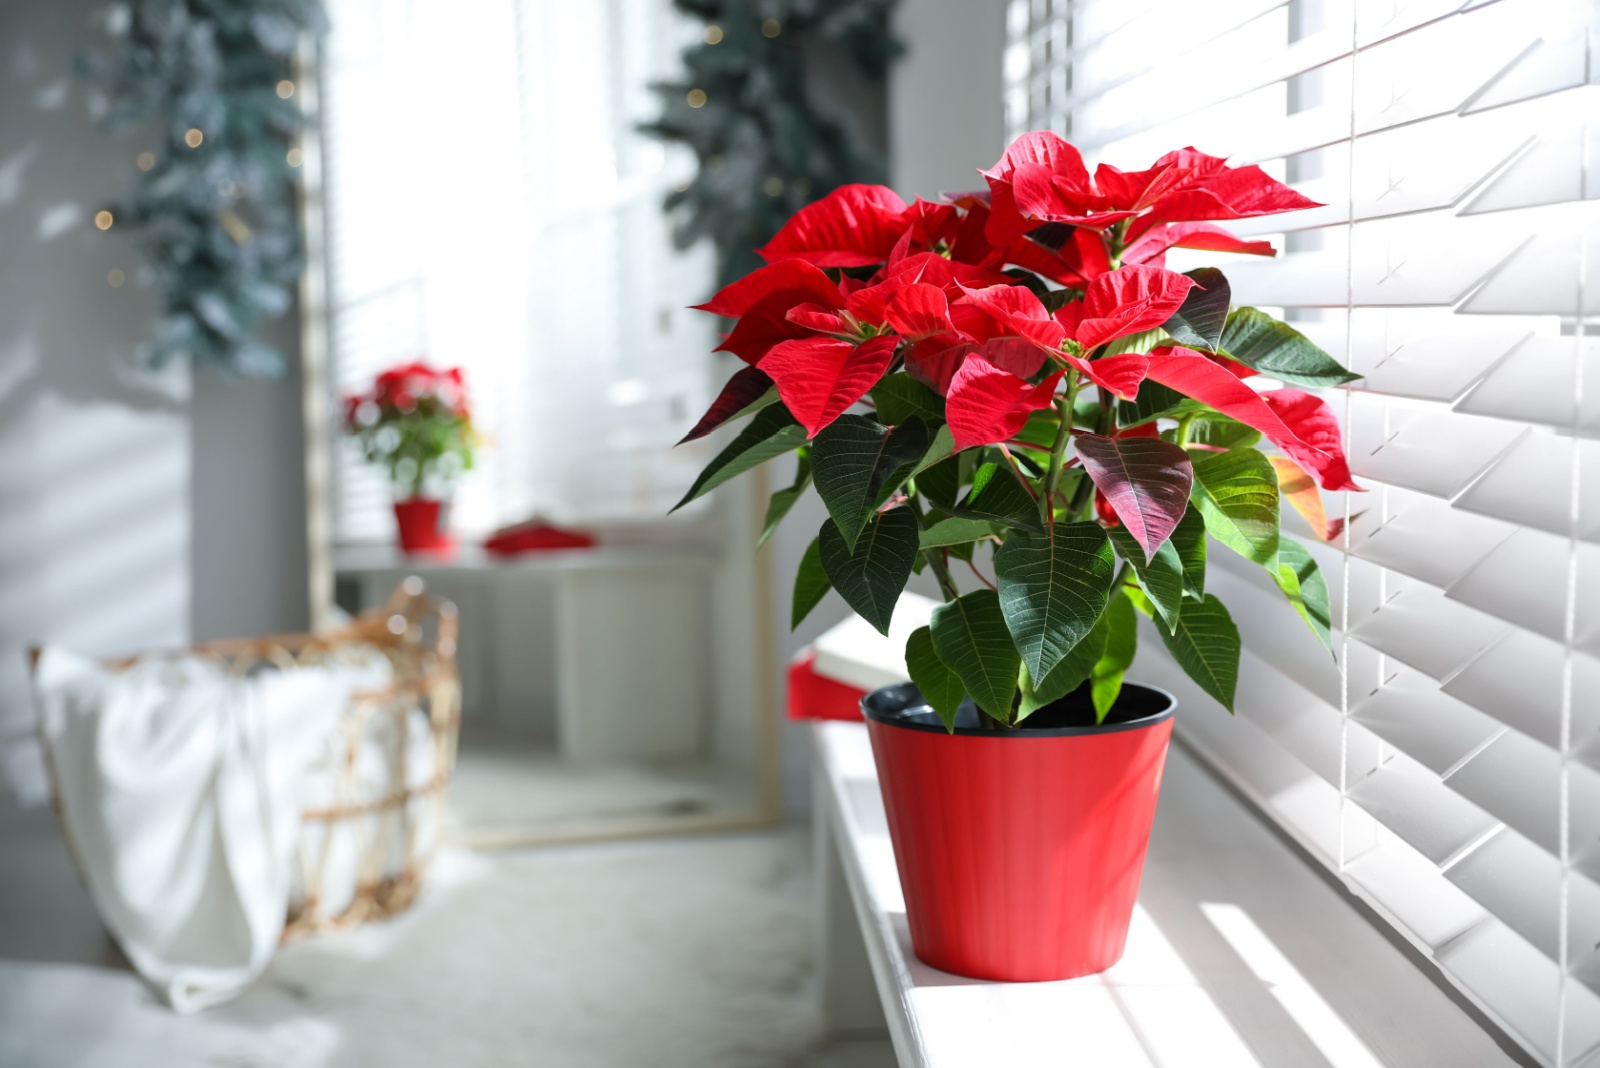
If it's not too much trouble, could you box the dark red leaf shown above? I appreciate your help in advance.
[1075,433,1194,562]
[678,366,774,444]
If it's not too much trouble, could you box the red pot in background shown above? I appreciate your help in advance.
[861,681,1175,982]
[393,498,455,553]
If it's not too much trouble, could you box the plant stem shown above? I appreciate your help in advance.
[907,496,960,602]
[1175,412,1197,448]
[1043,371,1081,521]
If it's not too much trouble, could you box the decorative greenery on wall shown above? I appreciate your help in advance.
[79,0,327,378]
[642,0,902,287]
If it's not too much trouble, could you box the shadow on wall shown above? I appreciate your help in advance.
[0,1,190,805]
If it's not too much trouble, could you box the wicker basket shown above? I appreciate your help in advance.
[36,579,461,942]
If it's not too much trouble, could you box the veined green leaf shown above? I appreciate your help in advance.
[1108,525,1182,634]
[818,508,920,635]
[1102,327,1168,359]
[1172,505,1207,599]
[1091,592,1139,722]
[930,590,1020,724]
[915,454,961,512]
[1190,447,1280,566]
[1187,416,1261,452]
[758,449,811,550]
[1220,307,1362,387]
[1018,608,1107,720]
[792,536,831,630]
[993,522,1115,684]
[1116,381,1207,429]
[905,626,966,732]
[1273,537,1334,655]
[953,462,1042,531]
[912,423,955,476]
[872,374,946,425]
[673,405,806,511]
[920,516,996,549]
[1158,594,1240,712]
[1162,268,1231,353]
[812,415,933,552]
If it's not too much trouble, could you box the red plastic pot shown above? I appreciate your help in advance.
[392,498,455,553]
[862,681,1175,982]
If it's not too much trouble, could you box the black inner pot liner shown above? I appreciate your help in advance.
[864,681,1172,733]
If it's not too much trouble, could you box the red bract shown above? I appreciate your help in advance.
[1142,348,1360,491]
[757,184,910,268]
[761,334,899,438]
[1054,265,1194,350]
[700,261,847,364]
[946,357,1063,452]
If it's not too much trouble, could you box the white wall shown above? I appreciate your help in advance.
[888,0,1009,200]
[0,1,309,803]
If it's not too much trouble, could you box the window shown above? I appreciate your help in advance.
[1008,0,1600,1062]
[316,0,715,542]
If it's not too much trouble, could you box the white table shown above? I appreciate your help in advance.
[334,543,720,764]
[812,720,1524,1067]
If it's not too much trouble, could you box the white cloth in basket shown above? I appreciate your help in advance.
[31,647,385,1013]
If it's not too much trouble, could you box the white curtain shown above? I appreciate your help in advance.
[319,0,716,540]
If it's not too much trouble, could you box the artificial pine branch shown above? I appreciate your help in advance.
[641,0,902,287]
[79,0,327,378]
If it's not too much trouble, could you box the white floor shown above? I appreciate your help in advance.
[0,813,895,1068]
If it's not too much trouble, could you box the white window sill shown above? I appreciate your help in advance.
[812,720,1531,1067]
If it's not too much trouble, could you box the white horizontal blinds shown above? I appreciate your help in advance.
[1007,0,1600,1063]
[320,0,712,541]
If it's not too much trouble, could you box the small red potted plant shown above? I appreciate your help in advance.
[344,361,477,553]
[673,133,1360,982]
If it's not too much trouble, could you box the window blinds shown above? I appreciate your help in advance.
[1006,0,1599,1063]
[317,0,715,542]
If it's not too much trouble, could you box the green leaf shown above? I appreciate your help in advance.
[1186,416,1261,451]
[1162,268,1231,352]
[1158,594,1240,712]
[792,536,831,630]
[993,522,1115,683]
[1091,592,1139,723]
[1219,307,1362,388]
[1018,611,1107,720]
[1190,448,1280,566]
[758,449,811,550]
[812,415,934,552]
[919,517,996,550]
[1273,537,1334,655]
[674,405,807,511]
[912,423,955,476]
[872,374,946,425]
[1171,505,1208,598]
[1101,327,1168,359]
[915,454,961,512]
[930,590,1020,724]
[905,626,966,731]
[1116,381,1207,430]
[818,508,920,635]
[953,462,1042,531]
[1108,525,1182,634]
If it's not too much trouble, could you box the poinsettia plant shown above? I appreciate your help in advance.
[673,134,1362,728]
[344,361,477,499]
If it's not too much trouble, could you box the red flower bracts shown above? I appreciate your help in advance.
[675,133,1360,728]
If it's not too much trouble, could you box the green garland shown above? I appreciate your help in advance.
[643,0,902,287]
[79,0,327,378]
